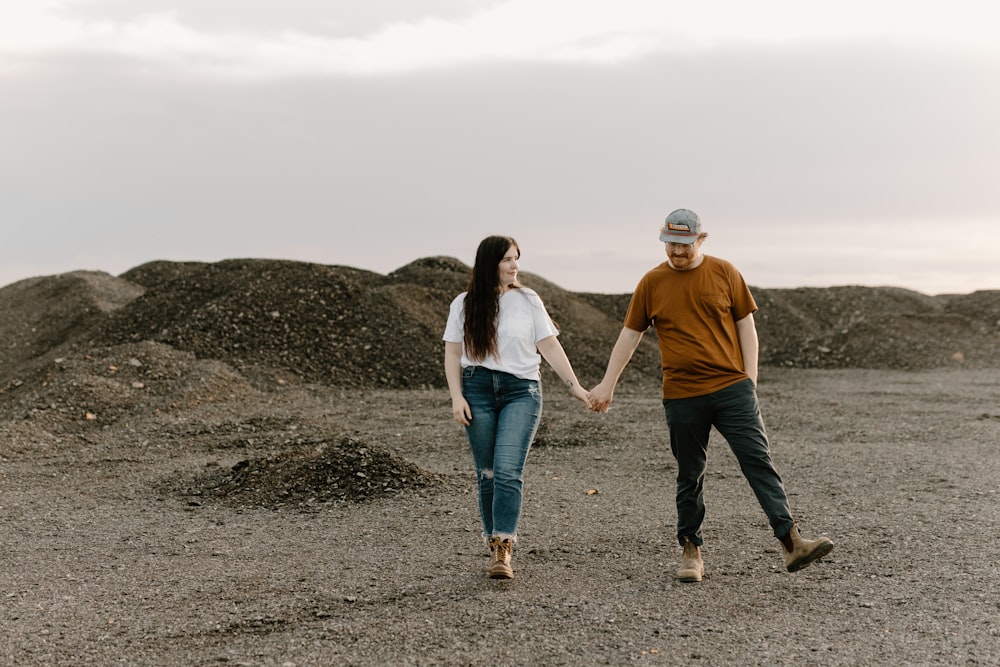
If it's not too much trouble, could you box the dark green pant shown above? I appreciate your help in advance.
[663,378,794,546]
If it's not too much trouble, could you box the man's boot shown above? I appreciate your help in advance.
[487,537,514,579]
[676,537,704,583]
[779,525,834,572]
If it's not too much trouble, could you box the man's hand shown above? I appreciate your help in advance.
[588,380,615,413]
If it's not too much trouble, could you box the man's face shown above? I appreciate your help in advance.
[664,238,703,270]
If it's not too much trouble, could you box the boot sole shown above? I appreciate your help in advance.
[675,568,703,583]
[786,541,834,572]
[488,569,513,580]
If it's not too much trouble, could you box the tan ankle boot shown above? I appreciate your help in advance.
[779,525,834,572]
[676,537,704,583]
[487,537,514,579]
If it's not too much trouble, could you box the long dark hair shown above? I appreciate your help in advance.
[464,235,520,362]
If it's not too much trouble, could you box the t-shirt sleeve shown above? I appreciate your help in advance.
[527,291,560,342]
[730,269,758,321]
[622,278,652,332]
[442,293,466,343]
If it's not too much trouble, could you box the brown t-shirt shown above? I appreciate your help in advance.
[623,255,758,399]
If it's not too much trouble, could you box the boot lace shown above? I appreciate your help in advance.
[491,539,511,562]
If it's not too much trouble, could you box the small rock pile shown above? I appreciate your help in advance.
[188,436,448,508]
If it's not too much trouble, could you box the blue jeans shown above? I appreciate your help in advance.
[462,366,543,541]
[663,378,794,546]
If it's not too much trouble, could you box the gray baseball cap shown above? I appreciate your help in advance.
[659,209,701,244]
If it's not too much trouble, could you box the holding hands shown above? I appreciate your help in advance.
[587,380,614,413]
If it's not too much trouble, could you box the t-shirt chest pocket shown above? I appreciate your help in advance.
[701,291,732,318]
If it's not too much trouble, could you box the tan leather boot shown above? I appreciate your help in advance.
[676,537,704,583]
[487,537,514,579]
[780,525,834,572]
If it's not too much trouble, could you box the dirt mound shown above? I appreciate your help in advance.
[119,259,208,289]
[95,258,454,389]
[184,436,448,508]
[939,289,1000,325]
[753,286,1000,369]
[0,341,256,431]
[0,271,144,372]
[2,258,998,413]
[387,255,470,294]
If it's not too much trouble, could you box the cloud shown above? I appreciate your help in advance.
[2,0,997,80]
[1,1,997,294]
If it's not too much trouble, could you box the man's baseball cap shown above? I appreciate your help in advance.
[659,209,701,244]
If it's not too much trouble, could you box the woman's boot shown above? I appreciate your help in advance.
[487,537,514,579]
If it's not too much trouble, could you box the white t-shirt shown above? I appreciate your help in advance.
[443,288,559,381]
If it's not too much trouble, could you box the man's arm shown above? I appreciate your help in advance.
[589,327,645,412]
[736,312,759,385]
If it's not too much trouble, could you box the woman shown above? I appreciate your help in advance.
[443,235,591,580]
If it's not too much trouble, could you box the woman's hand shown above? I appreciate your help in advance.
[452,397,472,426]
[569,383,592,410]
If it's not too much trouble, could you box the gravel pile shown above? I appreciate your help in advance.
[181,436,449,509]
[752,285,1000,369]
[6,258,996,398]
[100,258,449,389]
[1,258,997,504]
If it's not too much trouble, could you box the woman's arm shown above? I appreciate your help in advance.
[444,341,472,425]
[535,335,591,406]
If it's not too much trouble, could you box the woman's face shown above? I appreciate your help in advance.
[497,245,520,288]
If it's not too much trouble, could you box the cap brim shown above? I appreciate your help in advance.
[659,232,698,244]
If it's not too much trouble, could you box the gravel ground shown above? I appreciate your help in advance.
[3,367,999,666]
[2,260,999,665]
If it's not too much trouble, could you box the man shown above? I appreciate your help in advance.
[589,209,833,582]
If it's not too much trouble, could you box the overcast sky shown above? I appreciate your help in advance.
[2,1,998,295]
